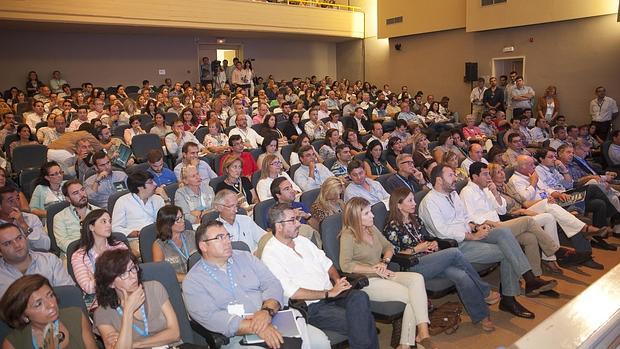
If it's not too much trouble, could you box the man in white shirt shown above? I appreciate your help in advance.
[548,125,568,150]
[508,155,604,269]
[317,100,331,121]
[174,142,217,184]
[48,70,68,93]
[165,119,204,157]
[607,130,620,166]
[460,162,560,278]
[261,203,380,349]
[39,114,65,146]
[229,114,264,149]
[304,108,327,141]
[326,90,340,111]
[111,172,169,253]
[470,78,487,122]
[67,105,89,132]
[367,122,390,149]
[460,143,489,175]
[213,189,266,252]
[343,160,390,206]
[294,145,334,192]
[87,99,108,121]
[590,86,618,140]
[342,96,359,117]
[167,96,184,116]
[23,100,47,132]
[419,165,556,318]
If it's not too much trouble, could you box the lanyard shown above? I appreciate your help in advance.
[87,249,97,273]
[396,174,415,192]
[31,319,59,349]
[131,194,156,221]
[201,259,237,296]
[168,234,190,260]
[116,305,148,337]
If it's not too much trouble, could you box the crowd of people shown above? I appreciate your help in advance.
[0,62,617,349]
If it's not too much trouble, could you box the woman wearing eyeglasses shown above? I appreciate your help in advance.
[256,154,301,201]
[94,249,181,349]
[0,274,98,349]
[30,161,67,219]
[256,134,290,171]
[71,209,128,311]
[174,165,215,225]
[152,205,197,282]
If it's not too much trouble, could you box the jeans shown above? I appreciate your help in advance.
[411,248,490,322]
[458,227,531,297]
[307,290,379,349]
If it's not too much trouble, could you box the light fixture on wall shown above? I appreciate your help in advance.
[216,38,226,44]
[395,43,402,51]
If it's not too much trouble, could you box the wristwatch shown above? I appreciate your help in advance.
[261,307,276,317]
[382,257,391,264]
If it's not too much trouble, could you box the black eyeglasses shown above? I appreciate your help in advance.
[204,233,232,242]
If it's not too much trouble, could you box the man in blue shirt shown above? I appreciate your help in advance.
[182,220,329,349]
[343,160,390,206]
[146,149,177,187]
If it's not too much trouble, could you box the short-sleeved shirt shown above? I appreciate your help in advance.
[154,230,197,274]
[94,281,174,343]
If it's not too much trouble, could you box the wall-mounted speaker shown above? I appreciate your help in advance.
[465,62,478,82]
[395,43,402,51]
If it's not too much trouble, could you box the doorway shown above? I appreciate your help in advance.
[492,56,525,79]
[217,49,237,63]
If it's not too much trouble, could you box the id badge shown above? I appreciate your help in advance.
[227,303,245,317]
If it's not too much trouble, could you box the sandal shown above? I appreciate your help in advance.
[480,318,495,332]
[417,337,439,349]
[484,290,500,305]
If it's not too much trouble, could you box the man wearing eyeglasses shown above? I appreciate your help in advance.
[0,222,73,297]
[183,220,330,349]
[261,203,379,349]
[214,189,266,252]
[0,187,49,251]
[384,154,429,193]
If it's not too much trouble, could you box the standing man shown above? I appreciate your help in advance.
[483,76,504,112]
[590,86,618,140]
[48,70,68,94]
[470,78,487,122]
[510,76,535,117]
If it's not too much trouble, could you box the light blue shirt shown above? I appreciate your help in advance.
[216,215,266,252]
[343,178,390,206]
[294,163,334,192]
[0,213,50,251]
[0,251,74,296]
[84,171,128,208]
[182,250,285,337]
[174,160,217,185]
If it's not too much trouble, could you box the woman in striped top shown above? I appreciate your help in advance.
[71,209,127,310]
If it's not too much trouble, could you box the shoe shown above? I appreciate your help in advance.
[555,246,577,259]
[591,236,617,251]
[581,259,604,270]
[480,317,495,332]
[484,290,501,305]
[539,290,560,298]
[583,226,609,239]
[499,298,535,319]
[557,252,591,267]
[541,260,563,274]
[525,278,558,297]
[417,337,439,349]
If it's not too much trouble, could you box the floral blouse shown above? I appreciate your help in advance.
[383,218,432,257]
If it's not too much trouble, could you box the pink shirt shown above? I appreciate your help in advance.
[462,126,483,140]
[71,242,128,295]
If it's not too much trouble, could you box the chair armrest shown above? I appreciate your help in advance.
[391,253,419,271]
[189,319,229,349]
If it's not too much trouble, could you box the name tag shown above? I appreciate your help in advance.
[227,303,245,316]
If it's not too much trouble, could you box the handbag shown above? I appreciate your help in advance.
[344,273,369,289]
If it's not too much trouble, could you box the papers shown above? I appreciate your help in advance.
[242,309,301,344]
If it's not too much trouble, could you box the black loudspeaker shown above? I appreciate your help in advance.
[465,62,478,82]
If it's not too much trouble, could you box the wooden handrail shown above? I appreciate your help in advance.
[252,0,362,12]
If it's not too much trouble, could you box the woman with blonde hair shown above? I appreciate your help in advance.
[339,197,437,349]
[310,176,345,225]
[174,165,215,225]
[441,150,468,182]
[256,154,300,201]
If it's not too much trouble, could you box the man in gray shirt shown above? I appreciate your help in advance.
[84,151,127,208]
[0,223,73,296]
[510,76,535,116]
[182,221,329,349]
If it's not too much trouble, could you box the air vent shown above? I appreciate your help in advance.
[386,16,403,25]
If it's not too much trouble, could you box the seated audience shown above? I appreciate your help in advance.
[270,177,319,239]
[219,135,258,178]
[165,119,204,158]
[342,129,365,155]
[294,145,334,192]
[149,111,172,139]
[318,128,341,162]
[257,134,290,171]
[256,154,301,201]
[94,249,181,348]
[503,133,531,165]
[367,121,390,149]
[8,124,38,159]
[0,187,49,251]
[310,176,345,226]
[419,165,556,319]
[95,125,135,167]
[530,118,550,147]
[290,133,321,166]
[460,143,489,175]
[281,111,304,143]
[340,197,435,349]
[508,155,606,269]
[111,172,169,251]
[432,131,466,165]
[384,187,498,331]
[344,160,390,206]
[608,129,620,166]
[0,274,97,349]
[412,133,433,167]
[146,149,177,187]
[123,114,146,145]
[461,114,485,143]
[29,161,66,219]
[384,154,428,193]
[478,113,499,140]
[175,165,215,225]
[548,125,569,150]
[262,203,380,348]
[330,144,352,178]
[71,209,128,309]
[152,205,197,281]
[0,167,29,212]
[304,108,327,141]
[84,151,128,208]
[363,140,394,179]
[0,222,73,296]
[54,180,100,253]
[229,114,264,149]
[174,141,218,184]
[216,156,257,209]
[213,189,266,252]
[202,118,229,153]
[183,221,329,348]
